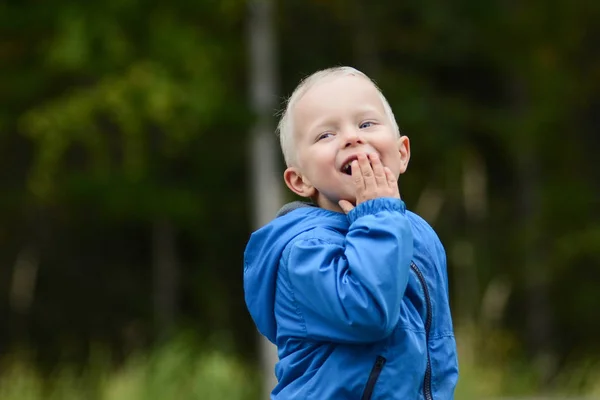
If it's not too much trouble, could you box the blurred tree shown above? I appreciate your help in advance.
[0,0,598,394]
[1,0,253,364]
[247,0,282,396]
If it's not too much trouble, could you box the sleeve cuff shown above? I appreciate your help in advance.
[347,198,406,224]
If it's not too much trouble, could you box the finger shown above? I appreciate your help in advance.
[369,153,387,188]
[358,153,376,192]
[351,160,363,191]
[384,167,401,199]
[338,200,355,214]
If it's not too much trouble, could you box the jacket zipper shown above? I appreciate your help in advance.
[410,262,434,400]
[361,355,386,400]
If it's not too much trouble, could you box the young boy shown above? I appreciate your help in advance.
[244,67,458,399]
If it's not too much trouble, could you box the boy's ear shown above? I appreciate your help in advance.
[284,167,316,198]
[397,135,411,174]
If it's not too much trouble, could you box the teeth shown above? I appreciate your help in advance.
[342,162,352,175]
[341,159,375,175]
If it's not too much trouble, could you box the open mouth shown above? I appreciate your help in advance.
[340,156,374,175]
[340,157,358,175]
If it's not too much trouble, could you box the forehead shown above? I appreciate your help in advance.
[292,75,385,129]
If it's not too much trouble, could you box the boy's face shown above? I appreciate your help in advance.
[284,74,410,212]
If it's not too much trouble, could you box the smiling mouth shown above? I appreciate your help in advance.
[340,158,373,175]
[341,157,357,175]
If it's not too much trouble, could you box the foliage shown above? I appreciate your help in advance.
[0,337,259,400]
[0,0,598,396]
[1,332,599,399]
[454,326,600,398]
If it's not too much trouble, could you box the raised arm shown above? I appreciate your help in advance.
[283,197,413,343]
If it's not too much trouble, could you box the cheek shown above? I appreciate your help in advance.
[299,151,330,179]
[310,149,334,167]
[381,145,399,161]
[383,150,403,172]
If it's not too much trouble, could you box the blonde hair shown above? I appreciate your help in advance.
[277,66,400,166]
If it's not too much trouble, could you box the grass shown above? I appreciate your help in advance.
[454,325,600,399]
[1,329,599,399]
[0,337,260,400]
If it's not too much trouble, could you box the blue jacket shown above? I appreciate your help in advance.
[244,198,458,399]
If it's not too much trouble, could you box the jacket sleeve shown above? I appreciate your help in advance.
[282,198,413,343]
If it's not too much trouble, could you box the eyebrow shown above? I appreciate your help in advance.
[307,106,383,133]
[355,105,383,117]
[305,117,337,139]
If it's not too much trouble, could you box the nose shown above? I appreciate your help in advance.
[343,129,364,148]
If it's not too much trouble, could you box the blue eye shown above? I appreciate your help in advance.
[360,121,374,129]
[317,132,333,141]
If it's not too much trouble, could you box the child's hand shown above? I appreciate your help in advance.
[339,153,400,214]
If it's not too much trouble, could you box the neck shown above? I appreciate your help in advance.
[314,193,346,214]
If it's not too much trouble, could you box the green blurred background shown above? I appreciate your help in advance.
[1,0,599,398]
